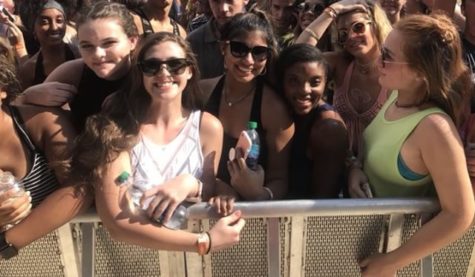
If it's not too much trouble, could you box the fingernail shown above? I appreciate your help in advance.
[26,191,31,196]
[235,210,241,217]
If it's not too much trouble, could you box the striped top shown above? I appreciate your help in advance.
[9,106,59,207]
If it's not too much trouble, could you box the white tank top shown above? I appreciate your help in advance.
[130,110,204,193]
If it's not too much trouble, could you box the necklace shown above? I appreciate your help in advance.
[223,84,255,107]
[355,60,375,75]
[394,100,420,108]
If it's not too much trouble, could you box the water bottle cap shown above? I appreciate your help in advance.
[117,171,130,184]
[247,121,258,129]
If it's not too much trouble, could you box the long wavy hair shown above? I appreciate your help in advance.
[68,32,203,187]
[396,13,472,126]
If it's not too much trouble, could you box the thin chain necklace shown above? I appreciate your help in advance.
[223,83,255,107]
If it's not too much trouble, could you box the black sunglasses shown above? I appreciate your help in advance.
[297,2,325,15]
[138,58,190,76]
[337,21,372,45]
[227,41,271,61]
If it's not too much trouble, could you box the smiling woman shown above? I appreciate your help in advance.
[16,1,139,132]
[18,0,78,88]
[67,32,245,254]
[199,10,294,202]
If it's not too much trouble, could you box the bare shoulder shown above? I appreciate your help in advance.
[17,105,74,146]
[199,76,222,100]
[18,53,38,87]
[415,112,460,145]
[261,84,293,129]
[178,24,187,39]
[199,111,223,137]
[45,58,85,85]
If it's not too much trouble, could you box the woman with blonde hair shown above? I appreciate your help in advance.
[296,0,392,156]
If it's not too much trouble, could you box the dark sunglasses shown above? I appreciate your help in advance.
[227,41,271,61]
[138,58,190,76]
[380,47,409,68]
[297,2,325,15]
[337,21,372,45]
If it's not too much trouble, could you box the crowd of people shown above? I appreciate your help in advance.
[0,0,474,275]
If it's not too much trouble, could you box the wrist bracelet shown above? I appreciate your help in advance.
[303,28,319,41]
[324,6,338,19]
[263,186,273,200]
[205,231,212,254]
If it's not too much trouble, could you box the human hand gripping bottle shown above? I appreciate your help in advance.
[245,121,260,170]
[116,171,188,230]
[0,171,26,231]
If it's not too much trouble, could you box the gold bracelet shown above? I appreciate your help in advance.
[324,6,338,19]
[303,28,319,41]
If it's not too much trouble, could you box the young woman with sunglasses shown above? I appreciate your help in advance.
[15,1,139,132]
[277,44,348,198]
[69,32,245,254]
[17,0,79,89]
[348,14,474,276]
[0,57,90,261]
[200,11,294,201]
[130,0,187,39]
[296,0,392,156]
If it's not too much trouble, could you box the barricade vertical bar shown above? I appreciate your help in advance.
[57,224,79,277]
[267,217,280,277]
[466,240,475,277]
[185,219,204,277]
[289,216,304,277]
[385,214,404,252]
[81,223,95,277]
[421,255,433,277]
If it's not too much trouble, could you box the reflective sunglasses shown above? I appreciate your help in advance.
[227,41,271,61]
[138,58,190,76]
[337,21,372,45]
[297,2,325,15]
[380,47,409,68]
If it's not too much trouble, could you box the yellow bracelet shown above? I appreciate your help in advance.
[324,6,338,19]
[303,28,319,41]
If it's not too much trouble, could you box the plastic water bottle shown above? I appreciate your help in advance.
[117,171,188,230]
[0,171,26,231]
[245,121,260,170]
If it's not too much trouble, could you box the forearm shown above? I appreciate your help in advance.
[295,10,334,45]
[99,203,199,252]
[5,185,91,249]
[385,210,473,269]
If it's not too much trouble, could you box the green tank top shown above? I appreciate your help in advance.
[363,91,445,197]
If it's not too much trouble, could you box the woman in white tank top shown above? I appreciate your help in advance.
[70,32,245,254]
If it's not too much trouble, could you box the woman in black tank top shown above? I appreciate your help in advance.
[18,1,78,88]
[130,0,186,39]
[276,44,348,199]
[16,2,139,132]
[200,11,294,201]
[0,58,89,257]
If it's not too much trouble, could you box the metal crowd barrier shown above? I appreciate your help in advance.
[2,199,475,277]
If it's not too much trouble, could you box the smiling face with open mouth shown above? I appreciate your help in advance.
[337,12,377,57]
[141,41,192,103]
[283,61,326,115]
[34,8,66,47]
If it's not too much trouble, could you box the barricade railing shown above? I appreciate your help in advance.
[4,199,475,277]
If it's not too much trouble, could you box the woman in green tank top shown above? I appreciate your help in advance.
[348,14,475,276]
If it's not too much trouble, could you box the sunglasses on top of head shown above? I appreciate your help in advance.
[138,58,190,76]
[227,41,271,61]
[337,21,372,45]
[296,2,325,15]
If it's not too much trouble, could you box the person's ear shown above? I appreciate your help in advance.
[129,35,139,52]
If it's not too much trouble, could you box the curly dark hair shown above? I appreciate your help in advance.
[0,57,21,104]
